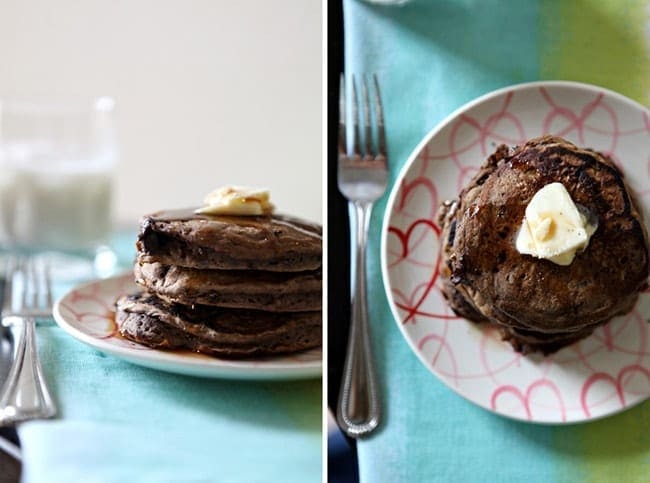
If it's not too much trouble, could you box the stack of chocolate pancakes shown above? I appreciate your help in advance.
[439,136,649,354]
[115,208,322,357]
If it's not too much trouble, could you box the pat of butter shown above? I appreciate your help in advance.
[515,182,596,266]
[195,186,275,216]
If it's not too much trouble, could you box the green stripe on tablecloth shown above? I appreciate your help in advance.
[540,0,650,105]
[551,404,650,483]
[265,379,322,431]
[539,3,650,478]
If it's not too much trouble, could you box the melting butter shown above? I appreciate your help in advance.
[515,182,597,266]
[195,186,275,216]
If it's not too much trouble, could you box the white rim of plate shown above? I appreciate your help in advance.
[53,273,322,380]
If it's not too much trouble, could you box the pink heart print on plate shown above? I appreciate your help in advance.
[57,273,137,347]
[382,81,650,423]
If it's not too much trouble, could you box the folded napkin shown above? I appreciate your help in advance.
[17,233,322,483]
[343,0,649,481]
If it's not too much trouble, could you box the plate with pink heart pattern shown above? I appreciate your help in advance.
[381,81,650,423]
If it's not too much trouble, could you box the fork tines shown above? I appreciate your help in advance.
[3,256,53,319]
[339,74,387,162]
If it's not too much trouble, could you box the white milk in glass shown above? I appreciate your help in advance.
[0,163,112,252]
[0,98,117,278]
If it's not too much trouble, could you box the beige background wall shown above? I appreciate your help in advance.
[0,0,322,225]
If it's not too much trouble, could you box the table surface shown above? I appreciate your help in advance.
[0,231,322,483]
[340,1,650,482]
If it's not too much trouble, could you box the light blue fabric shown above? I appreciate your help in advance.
[343,1,649,482]
[17,232,321,482]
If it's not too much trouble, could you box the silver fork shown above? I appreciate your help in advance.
[336,74,387,438]
[0,256,56,425]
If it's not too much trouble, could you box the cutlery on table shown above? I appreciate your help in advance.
[336,74,387,438]
[0,256,56,425]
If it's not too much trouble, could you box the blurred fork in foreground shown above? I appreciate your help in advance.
[0,256,56,426]
[336,74,387,438]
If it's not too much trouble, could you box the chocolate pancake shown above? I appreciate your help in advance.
[137,209,322,271]
[439,135,649,353]
[134,260,322,312]
[115,292,321,357]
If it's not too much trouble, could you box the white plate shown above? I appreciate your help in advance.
[381,81,650,423]
[53,273,322,380]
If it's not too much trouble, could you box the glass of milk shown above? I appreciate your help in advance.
[0,97,117,279]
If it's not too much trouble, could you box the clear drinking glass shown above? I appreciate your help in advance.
[0,97,118,280]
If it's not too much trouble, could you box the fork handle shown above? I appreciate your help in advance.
[0,317,56,425]
[336,200,381,438]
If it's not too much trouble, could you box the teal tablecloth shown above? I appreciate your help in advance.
[17,231,322,482]
[343,0,649,482]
